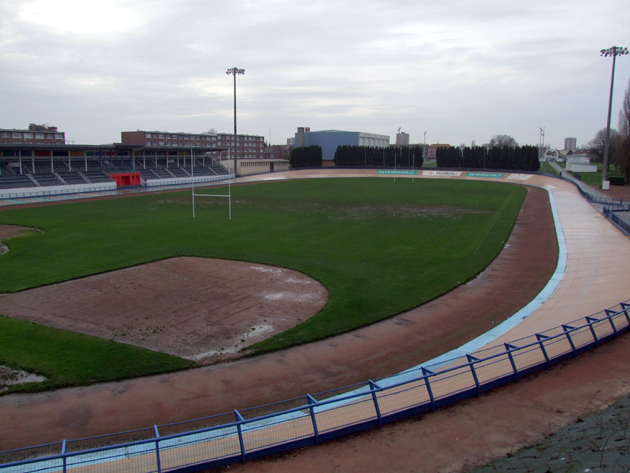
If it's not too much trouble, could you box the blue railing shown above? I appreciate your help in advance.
[608,211,630,236]
[1,300,628,473]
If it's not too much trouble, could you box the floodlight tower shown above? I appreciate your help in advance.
[226,67,245,177]
[600,46,628,185]
[423,131,427,161]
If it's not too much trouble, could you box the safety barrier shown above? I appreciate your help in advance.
[1,300,628,473]
[144,174,233,187]
[609,211,630,236]
[0,183,117,200]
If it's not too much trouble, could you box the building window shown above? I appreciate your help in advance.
[12,132,22,138]
[54,134,63,139]
[1,132,9,138]
[36,133,44,139]
[159,134,165,139]
[24,133,33,139]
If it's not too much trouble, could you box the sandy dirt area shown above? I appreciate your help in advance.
[0,257,327,363]
[0,224,40,256]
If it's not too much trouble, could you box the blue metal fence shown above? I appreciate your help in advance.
[1,300,628,473]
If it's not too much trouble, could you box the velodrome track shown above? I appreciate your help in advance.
[1,169,629,470]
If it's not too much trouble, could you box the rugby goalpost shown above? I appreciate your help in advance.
[190,147,232,220]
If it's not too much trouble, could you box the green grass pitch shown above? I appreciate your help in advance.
[0,178,526,393]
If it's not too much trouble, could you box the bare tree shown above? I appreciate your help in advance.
[489,134,518,148]
[617,78,630,181]
[587,128,620,163]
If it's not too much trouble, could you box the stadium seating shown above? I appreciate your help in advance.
[83,171,113,183]
[0,174,37,189]
[56,172,88,185]
[31,174,63,187]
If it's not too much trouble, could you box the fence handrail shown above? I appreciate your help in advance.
[2,300,628,472]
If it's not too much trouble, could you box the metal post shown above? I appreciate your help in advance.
[535,334,551,368]
[562,325,578,358]
[605,309,619,338]
[153,425,162,473]
[466,355,481,396]
[601,46,629,184]
[368,380,383,428]
[586,317,600,347]
[306,394,320,445]
[32,150,35,174]
[234,410,247,463]
[421,368,435,411]
[226,67,245,178]
[61,439,67,473]
[504,343,519,381]
[423,132,426,163]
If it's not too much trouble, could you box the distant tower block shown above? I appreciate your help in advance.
[396,132,410,147]
[564,137,577,150]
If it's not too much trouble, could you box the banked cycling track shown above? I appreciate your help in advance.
[0,169,629,469]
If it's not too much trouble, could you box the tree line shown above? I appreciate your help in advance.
[333,145,425,168]
[290,145,323,168]
[436,145,540,172]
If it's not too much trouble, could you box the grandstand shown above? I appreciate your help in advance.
[1,153,231,192]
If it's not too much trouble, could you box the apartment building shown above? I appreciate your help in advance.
[0,124,65,145]
[121,130,266,159]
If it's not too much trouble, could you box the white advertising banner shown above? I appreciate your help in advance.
[422,171,462,177]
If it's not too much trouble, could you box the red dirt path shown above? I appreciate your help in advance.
[0,185,559,456]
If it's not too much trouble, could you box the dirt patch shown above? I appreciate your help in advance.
[0,225,40,256]
[0,258,327,363]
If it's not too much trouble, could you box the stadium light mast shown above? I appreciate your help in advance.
[226,67,245,177]
[600,46,628,186]
[423,131,426,161]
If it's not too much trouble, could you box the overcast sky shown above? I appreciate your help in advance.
[1,0,629,149]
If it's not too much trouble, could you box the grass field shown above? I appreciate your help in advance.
[0,178,526,392]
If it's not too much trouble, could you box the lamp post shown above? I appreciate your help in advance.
[423,131,427,162]
[226,67,245,177]
[539,127,545,162]
[600,46,628,185]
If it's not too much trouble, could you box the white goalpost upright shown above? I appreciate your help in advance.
[191,147,232,220]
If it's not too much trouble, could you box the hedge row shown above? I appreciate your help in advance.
[333,145,425,168]
[436,145,540,172]
[290,145,323,168]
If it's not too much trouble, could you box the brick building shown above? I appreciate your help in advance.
[121,130,266,159]
[0,124,65,145]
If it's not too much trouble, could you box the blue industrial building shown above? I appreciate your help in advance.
[295,128,390,162]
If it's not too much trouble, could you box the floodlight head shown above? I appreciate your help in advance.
[601,46,629,57]
[226,67,245,76]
